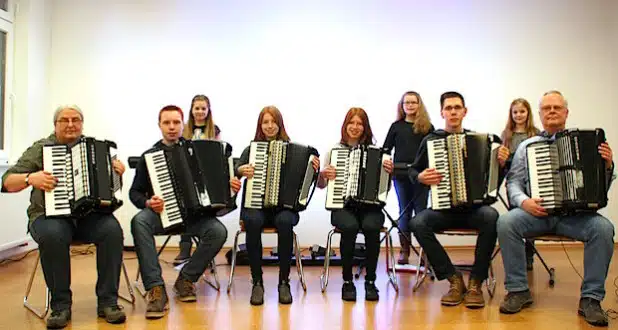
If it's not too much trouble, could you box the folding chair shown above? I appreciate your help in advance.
[24,243,136,319]
[227,220,306,293]
[133,234,220,297]
[320,226,398,292]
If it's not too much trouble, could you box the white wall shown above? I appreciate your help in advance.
[7,0,618,249]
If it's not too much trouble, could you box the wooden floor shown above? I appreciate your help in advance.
[1,245,617,330]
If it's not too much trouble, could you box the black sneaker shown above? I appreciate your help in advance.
[365,281,379,301]
[97,305,126,324]
[46,309,71,329]
[342,281,356,301]
[578,297,609,327]
[250,281,264,306]
[173,274,197,302]
[145,285,169,319]
[173,242,192,266]
[499,290,533,314]
[278,280,293,304]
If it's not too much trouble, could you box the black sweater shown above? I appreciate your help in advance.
[129,139,180,209]
[407,129,506,186]
[383,120,434,164]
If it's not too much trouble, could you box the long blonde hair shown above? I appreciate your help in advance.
[501,98,540,149]
[396,91,432,135]
[183,94,216,140]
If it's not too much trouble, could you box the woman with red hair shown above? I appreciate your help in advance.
[236,106,320,306]
[317,107,393,302]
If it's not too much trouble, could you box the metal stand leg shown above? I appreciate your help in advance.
[23,251,50,319]
[119,261,136,304]
[320,229,336,292]
[293,232,307,291]
[226,230,242,293]
[201,259,221,291]
[529,242,555,286]
[384,230,399,292]
[413,249,433,292]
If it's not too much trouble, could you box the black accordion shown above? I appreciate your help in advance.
[526,128,608,214]
[143,139,237,231]
[427,132,502,210]
[43,137,123,217]
[325,145,392,209]
[241,141,320,211]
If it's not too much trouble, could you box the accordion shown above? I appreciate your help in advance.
[43,137,123,217]
[242,141,319,211]
[325,145,392,209]
[143,139,237,232]
[427,132,502,210]
[526,128,608,214]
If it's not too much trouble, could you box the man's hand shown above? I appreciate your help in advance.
[383,159,394,174]
[112,159,126,176]
[417,168,443,185]
[147,196,165,213]
[28,171,58,192]
[598,142,613,169]
[498,146,510,167]
[521,198,548,217]
[230,177,242,194]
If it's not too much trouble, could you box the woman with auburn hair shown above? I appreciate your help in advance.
[317,107,394,302]
[173,94,222,265]
[500,97,541,270]
[235,105,319,306]
[383,91,434,265]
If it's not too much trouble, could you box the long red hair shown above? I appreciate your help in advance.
[340,107,375,146]
[253,106,290,141]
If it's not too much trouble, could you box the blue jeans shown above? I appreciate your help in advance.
[393,179,428,233]
[131,208,227,290]
[29,213,124,311]
[497,208,615,301]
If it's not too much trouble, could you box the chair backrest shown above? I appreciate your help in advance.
[128,156,140,169]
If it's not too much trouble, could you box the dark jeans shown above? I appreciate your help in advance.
[331,207,384,281]
[393,179,428,233]
[241,208,299,282]
[410,206,498,281]
[131,208,227,290]
[179,234,193,246]
[29,213,124,311]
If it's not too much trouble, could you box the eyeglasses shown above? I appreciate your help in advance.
[540,105,565,112]
[56,118,82,125]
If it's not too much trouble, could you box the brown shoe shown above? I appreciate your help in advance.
[397,233,410,265]
[464,278,485,309]
[145,285,169,319]
[441,272,466,306]
[174,274,197,302]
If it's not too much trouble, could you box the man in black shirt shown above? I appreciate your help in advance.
[408,91,509,309]
[130,105,241,319]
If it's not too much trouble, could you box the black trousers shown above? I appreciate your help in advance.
[331,207,385,281]
[241,208,299,282]
[410,206,498,281]
[29,213,124,311]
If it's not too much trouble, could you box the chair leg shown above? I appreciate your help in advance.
[293,231,307,291]
[320,229,336,293]
[486,258,496,298]
[226,230,242,293]
[529,243,556,286]
[413,248,430,292]
[134,235,172,298]
[202,259,221,291]
[119,260,136,305]
[23,251,50,319]
[384,230,399,292]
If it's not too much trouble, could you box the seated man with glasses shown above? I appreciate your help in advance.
[1,105,128,329]
[408,91,510,309]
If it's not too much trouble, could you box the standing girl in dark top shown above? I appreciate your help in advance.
[383,91,434,264]
[235,106,320,306]
[500,98,540,270]
[173,94,221,265]
[317,107,393,301]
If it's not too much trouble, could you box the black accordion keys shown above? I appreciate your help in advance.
[526,128,608,214]
[325,145,392,209]
[43,137,123,217]
[144,139,237,232]
[427,132,502,210]
[242,141,320,211]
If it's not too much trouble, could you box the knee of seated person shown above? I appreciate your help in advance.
[478,206,499,221]
[496,211,519,234]
[130,210,153,232]
[210,220,228,242]
[98,215,124,242]
[336,221,360,233]
[274,211,298,228]
[409,211,430,233]
[590,215,615,241]
[30,218,71,245]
